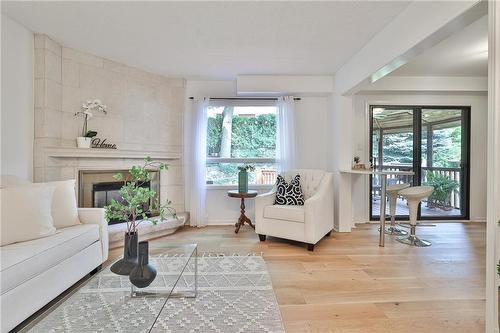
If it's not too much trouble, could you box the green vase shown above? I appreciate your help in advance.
[238,171,248,193]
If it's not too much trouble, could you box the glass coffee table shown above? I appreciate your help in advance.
[27,243,198,332]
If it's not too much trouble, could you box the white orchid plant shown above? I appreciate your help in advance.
[74,99,107,137]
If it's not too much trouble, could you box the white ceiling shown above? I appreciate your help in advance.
[2,1,410,79]
[391,15,488,77]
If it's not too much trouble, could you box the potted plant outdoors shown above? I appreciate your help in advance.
[105,157,177,276]
[424,172,459,210]
[238,165,255,193]
[74,99,107,148]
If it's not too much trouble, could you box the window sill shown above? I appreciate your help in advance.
[206,184,274,191]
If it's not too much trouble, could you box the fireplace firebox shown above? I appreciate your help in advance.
[79,170,160,225]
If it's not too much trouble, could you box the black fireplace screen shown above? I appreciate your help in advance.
[92,181,151,224]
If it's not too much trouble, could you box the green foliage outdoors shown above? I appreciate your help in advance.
[424,172,459,209]
[207,115,222,156]
[430,127,461,168]
[207,113,276,158]
[380,131,414,165]
[104,157,177,233]
[374,126,461,168]
[231,114,276,158]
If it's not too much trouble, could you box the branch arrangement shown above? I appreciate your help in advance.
[104,157,177,234]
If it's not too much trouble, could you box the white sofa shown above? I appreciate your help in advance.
[255,169,334,251]
[0,208,108,332]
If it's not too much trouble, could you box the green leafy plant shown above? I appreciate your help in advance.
[238,165,255,172]
[84,130,97,138]
[104,157,177,234]
[424,172,459,209]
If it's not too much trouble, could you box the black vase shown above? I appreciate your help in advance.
[110,232,138,275]
[129,241,157,288]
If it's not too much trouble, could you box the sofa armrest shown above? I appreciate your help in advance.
[304,173,334,243]
[78,208,109,262]
[255,190,276,233]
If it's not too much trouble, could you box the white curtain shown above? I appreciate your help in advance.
[276,96,297,174]
[188,97,210,227]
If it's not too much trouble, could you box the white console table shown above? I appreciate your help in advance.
[340,169,415,247]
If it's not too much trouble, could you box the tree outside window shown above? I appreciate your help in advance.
[206,105,277,185]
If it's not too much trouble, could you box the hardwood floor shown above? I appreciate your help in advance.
[110,222,486,333]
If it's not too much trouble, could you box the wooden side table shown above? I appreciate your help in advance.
[227,190,258,233]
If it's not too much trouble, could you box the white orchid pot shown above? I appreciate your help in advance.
[77,137,92,148]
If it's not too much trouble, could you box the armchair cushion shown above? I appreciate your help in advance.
[264,205,304,223]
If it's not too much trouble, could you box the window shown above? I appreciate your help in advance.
[206,101,277,185]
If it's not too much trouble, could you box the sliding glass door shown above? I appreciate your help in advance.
[370,105,470,220]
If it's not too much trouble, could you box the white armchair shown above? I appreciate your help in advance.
[255,169,334,251]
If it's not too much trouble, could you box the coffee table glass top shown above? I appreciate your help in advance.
[28,243,198,333]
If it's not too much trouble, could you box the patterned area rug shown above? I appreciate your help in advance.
[29,256,285,333]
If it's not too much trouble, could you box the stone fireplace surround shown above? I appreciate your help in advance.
[42,149,188,247]
[34,34,188,242]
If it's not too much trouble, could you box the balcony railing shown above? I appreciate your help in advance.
[373,164,461,209]
[255,169,277,185]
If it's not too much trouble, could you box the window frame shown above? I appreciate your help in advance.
[368,104,471,221]
[205,100,278,188]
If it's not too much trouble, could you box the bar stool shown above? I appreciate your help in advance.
[396,186,434,247]
[384,183,410,235]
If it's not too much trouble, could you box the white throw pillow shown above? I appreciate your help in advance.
[1,184,57,246]
[49,180,81,228]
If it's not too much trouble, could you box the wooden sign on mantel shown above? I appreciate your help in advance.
[91,138,117,149]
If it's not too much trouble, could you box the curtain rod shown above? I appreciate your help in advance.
[188,97,301,101]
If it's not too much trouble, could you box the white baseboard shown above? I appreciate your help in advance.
[206,219,237,226]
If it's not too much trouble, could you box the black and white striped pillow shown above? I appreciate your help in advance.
[274,174,305,206]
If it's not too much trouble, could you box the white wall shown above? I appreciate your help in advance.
[185,79,330,224]
[1,15,34,180]
[351,92,488,222]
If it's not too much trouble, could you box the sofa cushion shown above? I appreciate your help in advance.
[0,224,100,294]
[49,180,81,228]
[264,205,305,223]
[1,184,57,246]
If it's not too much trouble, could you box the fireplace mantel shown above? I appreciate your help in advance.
[44,147,181,160]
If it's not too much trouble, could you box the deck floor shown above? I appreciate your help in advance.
[372,197,462,218]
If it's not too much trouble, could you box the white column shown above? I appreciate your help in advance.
[331,92,354,232]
